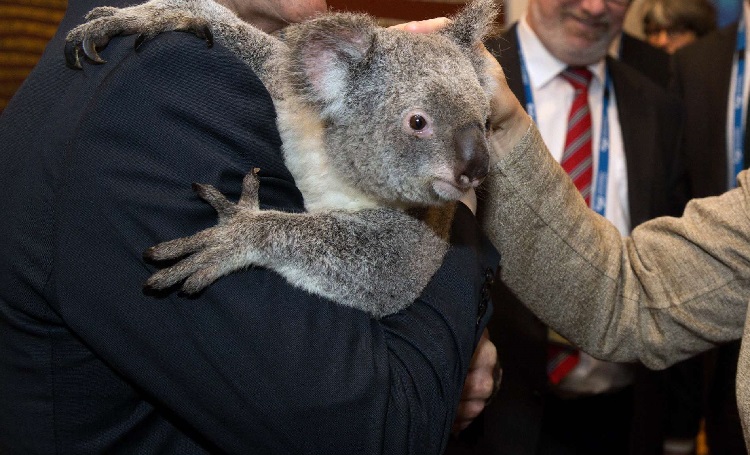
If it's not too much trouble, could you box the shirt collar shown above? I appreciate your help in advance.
[518,15,607,90]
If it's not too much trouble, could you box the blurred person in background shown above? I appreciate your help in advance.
[642,0,717,53]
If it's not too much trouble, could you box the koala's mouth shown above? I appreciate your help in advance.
[432,179,474,201]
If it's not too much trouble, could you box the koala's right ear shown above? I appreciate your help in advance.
[286,13,377,111]
[440,0,499,48]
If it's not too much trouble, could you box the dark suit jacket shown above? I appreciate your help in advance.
[0,1,499,453]
[619,32,671,89]
[446,24,685,455]
[671,23,740,198]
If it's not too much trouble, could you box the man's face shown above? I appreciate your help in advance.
[236,0,328,32]
[527,0,630,66]
[273,0,328,24]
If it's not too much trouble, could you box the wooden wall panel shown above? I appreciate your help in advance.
[0,0,66,112]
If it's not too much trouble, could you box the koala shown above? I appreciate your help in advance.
[65,0,499,318]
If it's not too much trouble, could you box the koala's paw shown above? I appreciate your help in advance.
[143,169,262,294]
[65,0,213,69]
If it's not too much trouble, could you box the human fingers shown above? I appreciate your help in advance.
[451,330,499,433]
[389,17,449,33]
[463,330,497,400]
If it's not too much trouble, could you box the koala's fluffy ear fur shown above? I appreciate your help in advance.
[284,13,377,112]
[441,0,499,98]
[440,0,499,48]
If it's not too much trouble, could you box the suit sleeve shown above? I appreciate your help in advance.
[52,33,497,453]
[482,124,749,370]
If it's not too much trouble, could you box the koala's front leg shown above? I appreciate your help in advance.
[145,171,448,318]
[65,0,282,85]
[67,0,209,67]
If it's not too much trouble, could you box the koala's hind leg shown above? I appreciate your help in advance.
[145,171,448,318]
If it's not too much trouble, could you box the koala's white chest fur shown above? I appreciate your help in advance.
[274,98,382,212]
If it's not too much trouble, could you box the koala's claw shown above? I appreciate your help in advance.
[83,37,106,63]
[64,38,107,70]
[65,2,215,68]
[64,40,83,69]
[144,225,238,293]
[134,34,147,50]
[145,245,216,291]
[189,25,214,48]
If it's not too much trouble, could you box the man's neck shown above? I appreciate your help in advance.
[213,0,288,33]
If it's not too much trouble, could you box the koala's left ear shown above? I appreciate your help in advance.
[286,13,377,111]
[440,0,499,48]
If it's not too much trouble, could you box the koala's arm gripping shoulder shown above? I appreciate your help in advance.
[144,171,449,318]
[66,0,286,97]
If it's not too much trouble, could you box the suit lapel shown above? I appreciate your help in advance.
[608,57,658,228]
[676,24,737,196]
[708,25,738,190]
[486,24,526,107]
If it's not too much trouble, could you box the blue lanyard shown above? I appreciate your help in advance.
[731,15,747,188]
[518,43,611,216]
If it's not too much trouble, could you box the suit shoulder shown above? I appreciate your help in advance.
[66,30,285,180]
[619,32,670,88]
[73,30,278,142]
[609,57,675,102]
[673,22,737,64]
[114,31,267,95]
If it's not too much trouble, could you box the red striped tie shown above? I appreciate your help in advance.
[560,67,594,205]
[547,67,593,385]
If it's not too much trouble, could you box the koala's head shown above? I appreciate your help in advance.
[282,0,499,207]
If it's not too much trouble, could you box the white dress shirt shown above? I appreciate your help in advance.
[517,18,631,235]
[517,16,634,394]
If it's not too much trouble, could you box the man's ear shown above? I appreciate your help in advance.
[286,13,377,109]
[440,0,499,48]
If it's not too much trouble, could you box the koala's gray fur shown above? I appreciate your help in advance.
[66,0,499,318]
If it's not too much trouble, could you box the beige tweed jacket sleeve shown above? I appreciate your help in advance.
[480,124,750,370]
[480,123,750,447]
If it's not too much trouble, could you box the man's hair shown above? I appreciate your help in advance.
[642,0,717,37]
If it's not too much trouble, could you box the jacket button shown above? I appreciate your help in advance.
[477,298,488,326]
[477,268,494,325]
[484,267,495,285]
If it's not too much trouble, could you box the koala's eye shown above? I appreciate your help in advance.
[402,109,434,138]
[409,115,427,131]
[485,118,492,131]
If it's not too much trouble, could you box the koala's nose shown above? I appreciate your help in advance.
[453,124,489,187]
